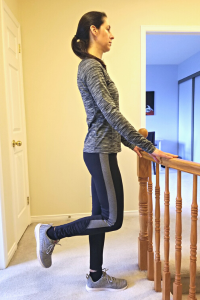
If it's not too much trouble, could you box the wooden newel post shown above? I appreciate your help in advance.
[137,128,151,270]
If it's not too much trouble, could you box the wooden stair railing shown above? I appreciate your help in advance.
[163,166,171,300]
[155,162,162,291]
[137,128,150,270]
[188,175,198,300]
[173,170,182,299]
[147,160,154,281]
[137,128,199,300]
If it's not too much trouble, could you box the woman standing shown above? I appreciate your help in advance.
[34,11,177,292]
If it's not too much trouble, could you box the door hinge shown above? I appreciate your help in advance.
[19,44,21,53]
[27,196,29,205]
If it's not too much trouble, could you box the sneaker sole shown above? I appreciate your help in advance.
[34,223,48,268]
[86,284,128,292]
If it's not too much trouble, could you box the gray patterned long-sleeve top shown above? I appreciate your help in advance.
[77,58,156,154]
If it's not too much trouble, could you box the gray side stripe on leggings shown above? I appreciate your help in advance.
[86,153,117,229]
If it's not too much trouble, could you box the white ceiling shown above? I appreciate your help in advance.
[146,34,200,65]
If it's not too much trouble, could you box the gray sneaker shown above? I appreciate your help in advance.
[34,223,61,268]
[86,268,128,292]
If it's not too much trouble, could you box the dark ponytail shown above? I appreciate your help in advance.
[71,11,107,70]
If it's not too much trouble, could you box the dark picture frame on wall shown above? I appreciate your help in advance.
[146,91,154,115]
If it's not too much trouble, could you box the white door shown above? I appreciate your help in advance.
[2,1,30,243]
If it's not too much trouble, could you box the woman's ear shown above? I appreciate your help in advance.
[90,25,98,39]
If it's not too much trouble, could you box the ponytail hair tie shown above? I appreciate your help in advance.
[74,34,80,42]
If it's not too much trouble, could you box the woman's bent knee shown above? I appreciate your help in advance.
[110,219,123,231]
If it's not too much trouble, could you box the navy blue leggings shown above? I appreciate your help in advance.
[53,152,124,270]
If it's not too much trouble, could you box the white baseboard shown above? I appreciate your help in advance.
[7,242,17,267]
[31,210,139,224]
[31,213,89,224]
[124,210,139,216]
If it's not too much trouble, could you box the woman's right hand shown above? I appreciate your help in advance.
[149,148,178,163]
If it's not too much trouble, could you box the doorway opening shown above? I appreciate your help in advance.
[141,26,200,163]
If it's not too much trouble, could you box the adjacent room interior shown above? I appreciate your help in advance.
[146,33,200,162]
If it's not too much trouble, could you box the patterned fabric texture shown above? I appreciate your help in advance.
[77,58,156,154]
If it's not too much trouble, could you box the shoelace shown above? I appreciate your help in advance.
[46,240,61,255]
[102,268,116,283]
[86,268,115,282]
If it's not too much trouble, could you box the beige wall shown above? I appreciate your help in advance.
[16,0,200,217]
[2,0,199,221]
[17,0,140,217]
[3,0,19,18]
[0,0,20,254]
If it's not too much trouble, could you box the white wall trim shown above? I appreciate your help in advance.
[7,242,17,266]
[140,25,200,128]
[0,138,7,269]
[0,0,19,270]
[31,210,139,224]
[2,0,22,246]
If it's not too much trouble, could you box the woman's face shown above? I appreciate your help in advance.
[95,17,114,53]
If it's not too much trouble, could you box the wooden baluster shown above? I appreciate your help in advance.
[147,161,154,280]
[162,166,171,300]
[137,155,151,270]
[137,128,150,270]
[173,170,182,300]
[154,163,161,291]
[188,175,198,300]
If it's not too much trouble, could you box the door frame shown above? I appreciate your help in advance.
[140,25,200,128]
[0,139,8,269]
[0,0,18,269]
[0,0,30,269]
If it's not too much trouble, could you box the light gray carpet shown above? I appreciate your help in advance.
[0,215,165,300]
[1,169,199,299]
